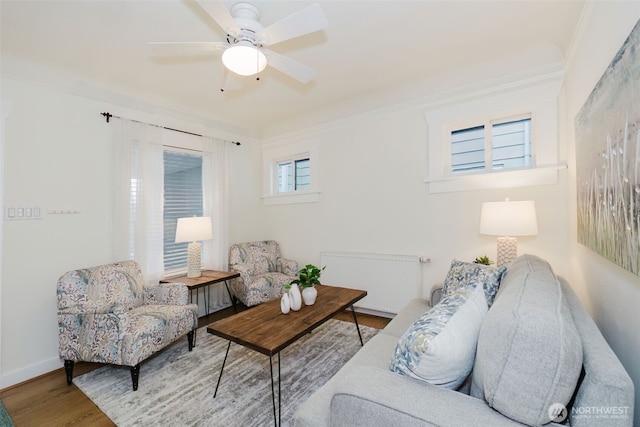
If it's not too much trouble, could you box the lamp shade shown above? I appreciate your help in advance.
[479,200,538,237]
[222,42,267,76]
[175,216,213,243]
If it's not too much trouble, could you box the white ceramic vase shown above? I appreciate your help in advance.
[289,284,302,311]
[280,293,290,314]
[302,286,318,305]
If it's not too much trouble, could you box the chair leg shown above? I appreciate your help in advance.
[130,364,140,391]
[64,360,74,385]
[188,330,195,351]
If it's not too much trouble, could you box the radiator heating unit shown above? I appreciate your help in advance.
[320,251,427,315]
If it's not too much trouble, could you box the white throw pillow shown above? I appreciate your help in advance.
[389,283,488,389]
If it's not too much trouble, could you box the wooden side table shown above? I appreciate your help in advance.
[160,270,240,316]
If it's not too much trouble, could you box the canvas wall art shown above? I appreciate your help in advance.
[576,19,640,275]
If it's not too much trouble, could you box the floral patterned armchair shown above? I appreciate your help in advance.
[57,260,198,391]
[228,240,298,307]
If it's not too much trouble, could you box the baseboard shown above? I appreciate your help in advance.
[0,356,62,390]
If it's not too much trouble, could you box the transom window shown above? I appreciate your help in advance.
[451,116,532,174]
[276,157,310,193]
[262,138,320,205]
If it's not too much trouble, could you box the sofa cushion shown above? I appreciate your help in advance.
[390,283,488,389]
[470,254,583,426]
[381,298,430,338]
[293,332,401,426]
[442,259,506,307]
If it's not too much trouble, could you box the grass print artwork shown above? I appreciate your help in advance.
[576,19,640,275]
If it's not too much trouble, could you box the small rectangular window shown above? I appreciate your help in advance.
[451,125,485,173]
[277,161,293,192]
[263,139,320,205]
[294,158,310,190]
[451,116,531,174]
[491,118,531,170]
[277,157,310,193]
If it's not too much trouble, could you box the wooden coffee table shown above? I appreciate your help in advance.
[206,284,367,426]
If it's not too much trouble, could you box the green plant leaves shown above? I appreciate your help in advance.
[473,256,493,266]
[291,264,326,288]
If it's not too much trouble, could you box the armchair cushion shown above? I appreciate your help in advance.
[143,283,190,305]
[87,264,142,311]
[121,304,197,366]
[228,240,299,307]
[278,257,298,276]
[246,247,277,274]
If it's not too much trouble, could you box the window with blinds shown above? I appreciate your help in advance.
[277,157,310,192]
[451,116,531,174]
[163,150,203,272]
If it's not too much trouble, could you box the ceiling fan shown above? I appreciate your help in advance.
[148,1,328,89]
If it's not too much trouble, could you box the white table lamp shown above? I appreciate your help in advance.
[479,200,538,267]
[175,216,213,278]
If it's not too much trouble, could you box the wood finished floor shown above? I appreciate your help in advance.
[0,305,390,426]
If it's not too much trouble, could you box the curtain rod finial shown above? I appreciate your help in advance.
[101,112,113,123]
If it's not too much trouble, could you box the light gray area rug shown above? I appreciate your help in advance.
[74,319,379,426]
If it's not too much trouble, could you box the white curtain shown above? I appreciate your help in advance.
[112,120,164,284]
[202,136,231,310]
[112,119,231,302]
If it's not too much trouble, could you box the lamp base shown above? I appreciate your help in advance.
[187,241,202,278]
[496,236,517,268]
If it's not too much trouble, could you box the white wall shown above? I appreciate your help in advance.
[1,79,113,385]
[0,100,12,387]
[262,89,570,300]
[564,2,640,425]
[0,77,260,387]
[228,139,265,243]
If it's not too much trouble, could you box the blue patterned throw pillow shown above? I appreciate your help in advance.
[442,259,506,307]
[390,283,488,389]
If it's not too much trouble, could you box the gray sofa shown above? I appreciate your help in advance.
[293,255,634,426]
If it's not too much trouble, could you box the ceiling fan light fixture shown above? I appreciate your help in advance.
[222,42,267,76]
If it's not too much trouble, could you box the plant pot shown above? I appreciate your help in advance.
[280,293,290,314]
[302,286,318,305]
[289,284,302,311]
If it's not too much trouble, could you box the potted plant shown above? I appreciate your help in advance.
[291,264,325,305]
[473,255,493,266]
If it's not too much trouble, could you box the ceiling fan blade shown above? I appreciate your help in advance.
[263,49,316,84]
[147,42,227,55]
[195,0,241,37]
[260,3,328,46]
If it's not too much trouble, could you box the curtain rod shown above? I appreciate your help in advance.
[101,112,241,146]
